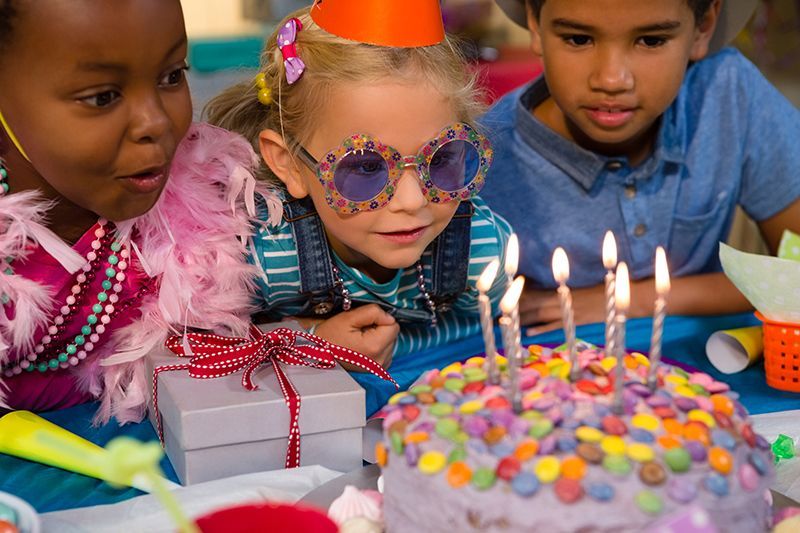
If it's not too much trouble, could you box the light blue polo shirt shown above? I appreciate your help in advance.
[480,48,800,289]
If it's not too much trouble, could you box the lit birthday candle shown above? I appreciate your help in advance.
[552,247,578,381]
[612,262,630,415]
[477,259,501,384]
[499,276,525,413]
[648,247,670,390]
[603,231,618,358]
[504,233,519,283]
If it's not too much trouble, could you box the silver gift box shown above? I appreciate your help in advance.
[145,332,366,485]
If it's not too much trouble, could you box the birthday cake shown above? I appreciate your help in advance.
[375,346,774,532]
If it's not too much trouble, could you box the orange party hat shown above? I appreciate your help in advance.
[310,0,445,47]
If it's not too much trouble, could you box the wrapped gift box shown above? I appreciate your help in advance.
[145,330,366,485]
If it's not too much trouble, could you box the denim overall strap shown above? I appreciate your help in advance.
[427,200,474,310]
[283,196,342,316]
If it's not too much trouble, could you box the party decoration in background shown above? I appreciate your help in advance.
[719,239,800,324]
[0,410,177,493]
[709,230,800,374]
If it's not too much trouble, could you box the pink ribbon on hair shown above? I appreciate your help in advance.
[153,325,397,468]
[278,18,306,85]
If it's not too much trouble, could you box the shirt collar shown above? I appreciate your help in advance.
[514,76,685,191]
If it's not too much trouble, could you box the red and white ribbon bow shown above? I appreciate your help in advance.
[153,325,398,468]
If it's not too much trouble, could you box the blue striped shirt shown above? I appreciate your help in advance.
[249,196,513,358]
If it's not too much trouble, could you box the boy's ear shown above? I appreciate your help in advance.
[689,0,722,61]
[526,4,544,57]
[258,129,309,199]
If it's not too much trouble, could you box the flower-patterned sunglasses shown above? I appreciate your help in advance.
[296,123,492,214]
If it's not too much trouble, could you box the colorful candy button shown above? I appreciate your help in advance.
[639,462,667,486]
[511,471,540,497]
[656,434,680,449]
[472,467,496,490]
[710,394,735,416]
[375,442,387,467]
[603,455,632,476]
[749,451,769,475]
[627,443,655,463]
[635,490,663,515]
[629,428,656,444]
[601,415,628,436]
[448,446,467,464]
[600,436,626,456]
[390,431,404,455]
[388,392,410,405]
[404,431,430,444]
[484,425,507,444]
[429,403,454,417]
[554,478,584,503]
[708,447,733,475]
[440,362,462,376]
[711,429,737,451]
[600,356,617,372]
[587,481,615,502]
[683,422,711,446]
[459,400,484,414]
[667,478,698,504]
[557,435,578,453]
[632,413,660,432]
[704,472,729,497]
[410,384,432,395]
[405,443,420,466]
[435,418,460,439]
[514,439,540,462]
[674,385,697,398]
[486,396,511,410]
[738,463,760,492]
[529,419,554,439]
[560,456,587,480]
[684,440,708,462]
[416,392,436,404]
[496,456,522,481]
[663,447,692,473]
[687,409,716,428]
[535,456,561,483]
[661,421,682,439]
[401,404,421,422]
[446,461,472,488]
[575,426,604,443]
[577,442,604,464]
[444,378,466,393]
[418,451,446,474]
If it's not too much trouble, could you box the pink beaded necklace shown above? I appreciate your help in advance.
[0,161,151,377]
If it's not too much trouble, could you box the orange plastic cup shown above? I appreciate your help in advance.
[756,312,800,393]
[195,502,338,533]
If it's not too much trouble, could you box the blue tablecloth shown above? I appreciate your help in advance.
[3,313,800,513]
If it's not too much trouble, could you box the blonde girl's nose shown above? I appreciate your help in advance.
[387,166,428,213]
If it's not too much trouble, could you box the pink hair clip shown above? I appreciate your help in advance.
[278,18,305,85]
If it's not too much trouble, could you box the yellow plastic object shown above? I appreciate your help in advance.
[0,410,176,493]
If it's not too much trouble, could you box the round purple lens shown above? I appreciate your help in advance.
[428,140,480,192]
[333,150,390,203]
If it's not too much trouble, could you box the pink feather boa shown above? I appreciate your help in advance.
[0,123,281,424]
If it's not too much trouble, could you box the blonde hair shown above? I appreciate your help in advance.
[205,7,485,186]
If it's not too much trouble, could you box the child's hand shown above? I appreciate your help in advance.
[519,283,608,336]
[313,304,399,370]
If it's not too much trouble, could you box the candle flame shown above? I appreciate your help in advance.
[655,246,670,295]
[504,234,519,278]
[552,247,570,284]
[477,258,500,293]
[615,262,630,312]
[500,276,525,314]
[602,231,617,270]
